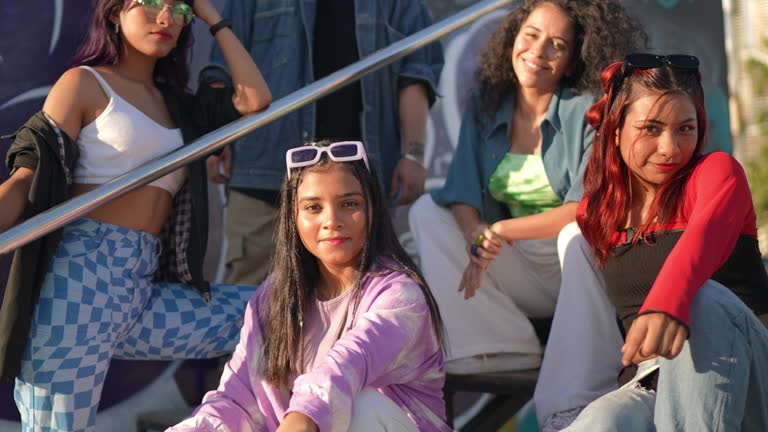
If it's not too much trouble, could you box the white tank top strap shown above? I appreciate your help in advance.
[78,65,115,99]
[73,65,187,195]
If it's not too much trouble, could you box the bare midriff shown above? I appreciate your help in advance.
[69,184,173,236]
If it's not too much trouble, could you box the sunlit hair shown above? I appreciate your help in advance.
[475,0,647,118]
[70,0,194,90]
[261,140,446,388]
[577,61,707,265]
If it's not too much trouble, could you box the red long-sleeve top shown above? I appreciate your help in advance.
[640,152,758,326]
[583,152,766,328]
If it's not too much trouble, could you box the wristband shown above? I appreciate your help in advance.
[209,19,232,37]
[403,153,425,167]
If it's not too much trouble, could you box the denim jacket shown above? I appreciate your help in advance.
[432,85,596,224]
[202,0,444,191]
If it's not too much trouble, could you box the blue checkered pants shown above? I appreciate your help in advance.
[13,218,257,432]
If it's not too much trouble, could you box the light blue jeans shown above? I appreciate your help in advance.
[565,279,768,432]
[14,218,257,432]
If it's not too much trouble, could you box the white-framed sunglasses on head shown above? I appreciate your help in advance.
[285,141,371,179]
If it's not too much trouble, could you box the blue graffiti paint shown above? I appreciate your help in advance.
[704,85,733,154]
[657,0,680,8]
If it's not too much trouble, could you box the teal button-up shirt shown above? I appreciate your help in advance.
[432,85,596,224]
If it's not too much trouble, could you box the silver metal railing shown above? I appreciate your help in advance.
[0,0,514,254]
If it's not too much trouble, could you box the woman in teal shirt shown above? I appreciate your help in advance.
[409,1,645,428]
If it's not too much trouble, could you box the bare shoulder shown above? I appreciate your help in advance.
[44,67,102,108]
[42,67,105,140]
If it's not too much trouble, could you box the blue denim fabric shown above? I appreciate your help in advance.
[565,280,768,432]
[430,86,595,224]
[201,0,444,192]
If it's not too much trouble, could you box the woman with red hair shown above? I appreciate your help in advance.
[560,54,768,430]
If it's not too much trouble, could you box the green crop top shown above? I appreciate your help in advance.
[488,153,561,217]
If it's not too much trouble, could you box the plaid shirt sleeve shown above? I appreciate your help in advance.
[154,181,194,284]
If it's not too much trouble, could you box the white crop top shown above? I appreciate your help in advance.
[74,66,187,195]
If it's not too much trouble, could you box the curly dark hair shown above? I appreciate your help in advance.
[476,0,647,116]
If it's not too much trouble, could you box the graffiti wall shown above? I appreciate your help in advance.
[0,0,730,429]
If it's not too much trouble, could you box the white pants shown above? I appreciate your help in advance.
[533,222,624,426]
[409,195,561,360]
[348,388,419,432]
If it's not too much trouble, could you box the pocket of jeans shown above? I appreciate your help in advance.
[58,223,107,259]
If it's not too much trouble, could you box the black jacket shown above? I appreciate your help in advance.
[0,79,240,382]
[0,112,79,383]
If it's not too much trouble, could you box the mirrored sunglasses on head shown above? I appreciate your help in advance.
[134,0,194,26]
[285,141,371,179]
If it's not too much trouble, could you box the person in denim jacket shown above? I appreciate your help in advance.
[203,0,444,287]
[409,2,645,430]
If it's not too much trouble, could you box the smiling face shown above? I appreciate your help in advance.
[117,0,187,59]
[295,164,369,275]
[511,1,575,93]
[617,87,698,194]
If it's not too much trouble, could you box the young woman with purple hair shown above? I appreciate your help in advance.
[0,0,271,430]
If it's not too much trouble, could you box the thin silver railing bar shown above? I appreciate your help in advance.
[0,0,513,254]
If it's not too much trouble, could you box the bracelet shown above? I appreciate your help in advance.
[209,19,232,37]
[403,153,425,167]
[402,140,425,167]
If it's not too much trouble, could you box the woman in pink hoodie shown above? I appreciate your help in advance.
[169,140,449,432]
